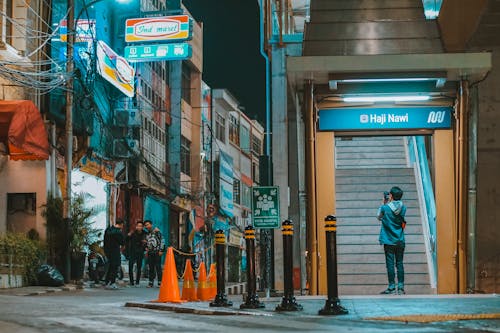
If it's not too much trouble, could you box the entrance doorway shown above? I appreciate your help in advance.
[334,135,435,295]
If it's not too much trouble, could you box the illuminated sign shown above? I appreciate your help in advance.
[124,43,192,62]
[96,40,135,97]
[318,107,452,131]
[60,19,95,42]
[125,15,192,43]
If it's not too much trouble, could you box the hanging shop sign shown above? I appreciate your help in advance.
[59,19,95,42]
[96,40,135,97]
[318,106,452,131]
[252,186,280,229]
[219,151,234,218]
[124,43,192,62]
[77,152,114,182]
[125,15,192,43]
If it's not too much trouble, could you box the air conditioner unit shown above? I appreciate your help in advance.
[112,139,140,158]
[114,109,141,127]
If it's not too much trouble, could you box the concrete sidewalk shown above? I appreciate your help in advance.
[125,294,500,322]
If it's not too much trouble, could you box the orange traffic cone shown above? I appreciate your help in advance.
[207,263,217,299]
[181,259,197,301]
[196,261,210,301]
[154,247,184,303]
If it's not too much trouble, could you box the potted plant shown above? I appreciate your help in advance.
[69,192,103,281]
[43,192,103,281]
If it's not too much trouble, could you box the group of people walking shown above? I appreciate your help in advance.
[103,219,165,290]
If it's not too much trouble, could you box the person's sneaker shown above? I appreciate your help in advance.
[147,283,153,288]
[380,288,396,295]
[157,282,161,288]
[397,288,406,295]
[106,283,119,290]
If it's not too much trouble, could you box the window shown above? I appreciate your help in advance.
[241,184,251,209]
[180,136,191,176]
[181,62,191,104]
[233,179,241,205]
[215,113,225,143]
[252,134,262,155]
[3,0,27,51]
[240,125,250,153]
[7,193,36,215]
[229,114,239,145]
[252,162,260,184]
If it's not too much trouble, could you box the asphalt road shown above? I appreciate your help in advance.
[0,286,498,332]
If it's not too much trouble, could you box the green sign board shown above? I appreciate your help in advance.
[251,186,280,229]
[124,43,192,62]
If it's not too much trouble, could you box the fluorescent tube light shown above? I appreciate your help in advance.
[343,95,431,103]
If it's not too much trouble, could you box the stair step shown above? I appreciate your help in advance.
[336,175,416,185]
[337,234,425,244]
[337,243,426,254]
[337,151,406,159]
[338,273,430,285]
[339,284,434,295]
[339,263,428,274]
[336,168,414,176]
[336,184,416,192]
[336,192,419,201]
[338,252,427,264]
[336,207,420,216]
[337,224,423,235]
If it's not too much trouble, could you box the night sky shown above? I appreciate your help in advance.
[183,0,266,124]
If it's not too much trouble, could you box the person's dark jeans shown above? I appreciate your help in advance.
[105,260,120,285]
[128,252,144,285]
[148,253,162,286]
[384,243,405,289]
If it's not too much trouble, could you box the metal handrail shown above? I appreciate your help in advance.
[407,136,437,288]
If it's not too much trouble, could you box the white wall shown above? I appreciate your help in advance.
[0,159,47,238]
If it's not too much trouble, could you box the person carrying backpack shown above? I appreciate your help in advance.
[377,186,407,295]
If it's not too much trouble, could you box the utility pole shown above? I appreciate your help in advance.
[63,0,75,283]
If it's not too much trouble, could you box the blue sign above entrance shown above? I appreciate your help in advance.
[318,107,452,131]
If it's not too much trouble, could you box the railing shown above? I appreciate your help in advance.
[407,136,437,289]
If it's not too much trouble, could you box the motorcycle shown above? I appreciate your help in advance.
[88,243,107,285]
[87,241,124,285]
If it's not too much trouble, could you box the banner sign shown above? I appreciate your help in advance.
[318,106,452,131]
[252,186,280,229]
[124,43,192,62]
[219,151,234,218]
[125,15,192,43]
[77,152,114,182]
[96,40,135,97]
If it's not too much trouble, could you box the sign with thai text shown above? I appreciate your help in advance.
[124,43,192,62]
[219,151,234,218]
[125,15,192,43]
[96,40,135,97]
[318,107,452,131]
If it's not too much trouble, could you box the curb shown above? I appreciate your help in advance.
[125,301,273,316]
[20,285,84,296]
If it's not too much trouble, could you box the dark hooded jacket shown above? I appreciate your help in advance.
[377,200,407,245]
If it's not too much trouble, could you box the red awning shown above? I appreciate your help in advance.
[0,100,49,160]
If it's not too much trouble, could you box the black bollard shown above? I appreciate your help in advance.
[241,225,265,309]
[210,229,233,307]
[319,215,348,315]
[276,220,302,312]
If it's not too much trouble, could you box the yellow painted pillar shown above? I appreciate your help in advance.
[434,130,458,293]
[315,131,335,295]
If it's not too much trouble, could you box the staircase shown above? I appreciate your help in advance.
[335,136,432,295]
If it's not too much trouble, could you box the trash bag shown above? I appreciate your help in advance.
[36,264,64,287]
